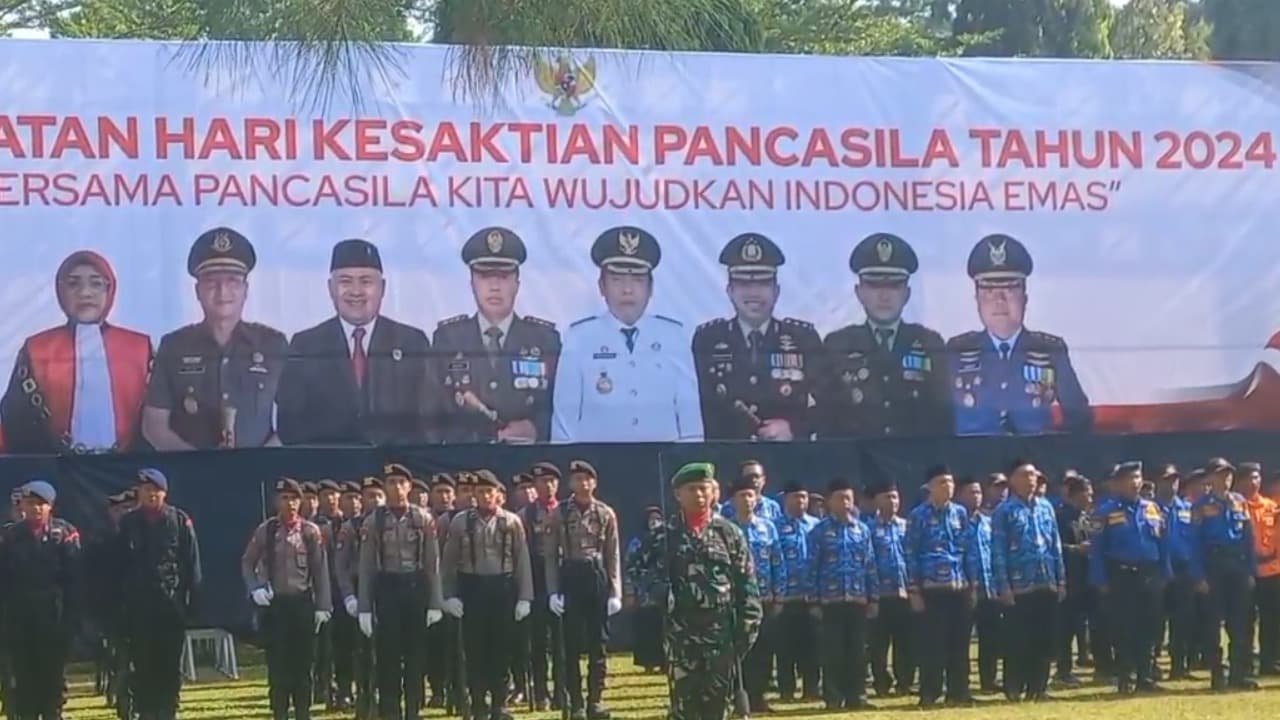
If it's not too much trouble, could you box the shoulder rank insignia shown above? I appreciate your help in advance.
[781,317,814,329]
[569,315,598,328]
[697,317,729,331]
[1029,330,1065,347]
[438,314,469,327]
[654,314,683,326]
[524,315,556,329]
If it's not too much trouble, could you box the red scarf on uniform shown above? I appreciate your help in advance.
[684,508,712,534]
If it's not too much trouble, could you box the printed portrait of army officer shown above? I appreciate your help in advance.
[277,239,440,445]
[432,227,561,443]
[552,226,703,443]
[946,233,1092,435]
[142,227,287,450]
[818,232,950,438]
[691,233,822,441]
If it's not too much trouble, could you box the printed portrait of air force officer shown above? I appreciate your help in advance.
[276,239,440,445]
[945,233,1092,436]
[1,250,152,454]
[552,226,703,443]
[143,228,287,450]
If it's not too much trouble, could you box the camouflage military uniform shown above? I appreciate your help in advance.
[634,514,762,720]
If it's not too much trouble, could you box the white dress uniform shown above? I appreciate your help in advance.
[552,311,704,443]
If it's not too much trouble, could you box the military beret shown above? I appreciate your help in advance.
[512,473,534,488]
[107,490,133,506]
[430,473,456,489]
[719,233,784,281]
[1156,464,1180,481]
[137,467,169,491]
[463,227,527,270]
[1238,461,1262,474]
[331,238,382,273]
[455,471,474,487]
[1185,468,1208,484]
[924,464,953,483]
[472,469,503,489]
[188,227,255,277]
[849,232,918,281]
[317,479,341,493]
[781,481,807,495]
[1066,476,1092,495]
[412,477,431,493]
[1111,461,1142,479]
[1205,457,1235,474]
[729,475,757,495]
[591,226,661,274]
[531,462,562,481]
[827,477,853,494]
[276,478,304,496]
[340,481,362,495]
[809,492,825,501]
[9,488,21,502]
[968,234,1033,286]
[384,463,413,482]
[568,460,598,479]
[672,462,716,488]
[22,480,56,504]
[301,482,319,495]
[643,504,663,516]
[360,476,384,491]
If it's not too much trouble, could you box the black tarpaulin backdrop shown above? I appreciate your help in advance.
[5,430,1279,633]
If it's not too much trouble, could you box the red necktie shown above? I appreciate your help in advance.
[352,326,367,388]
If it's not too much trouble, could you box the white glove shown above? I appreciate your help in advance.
[607,596,622,616]
[314,610,332,633]
[344,596,359,617]
[358,612,374,638]
[515,600,531,622]
[549,593,565,617]
[444,598,465,618]
[251,587,271,607]
[426,609,443,627]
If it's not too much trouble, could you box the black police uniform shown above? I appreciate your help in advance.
[144,227,287,449]
[0,503,80,719]
[433,227,562,444]
[118,486,201,720]
[946,234,1092,436]
[278,239,442,446]
[692,233,823,441]
[516,465,563,710]
[819,233,950,438]
[86,492,133,717]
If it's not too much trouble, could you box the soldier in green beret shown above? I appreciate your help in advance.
[631,463,762,720]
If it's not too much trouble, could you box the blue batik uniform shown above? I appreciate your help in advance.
[1159,496,1195,573]
[722,495,783,523]
[806,515,878,604]
[737,515,782,602]
[774,513,818,602]
[965,511,995,598]
[905,501,969,592]
[991,494,1065,596]
[870,516,909,599]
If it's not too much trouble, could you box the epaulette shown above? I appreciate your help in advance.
[946,331,984,349]
[244,321,286,340]
[570,315,597,328]
[176,508,194,528]
[780,317,814,329]
[654,314,683,326]
[1028,330,1065,347]
[524,315,556,329]
[438,314,469,327]
[697,317,730,332]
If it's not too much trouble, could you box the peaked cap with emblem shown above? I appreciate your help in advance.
[719,233,784,281]
[276,478,304,497]
[849,232,918,281]
[967,233,1034,286]
[188,227,256,277]
[463,226,527,271]
[591,226,661,274]
[331,238,383,272]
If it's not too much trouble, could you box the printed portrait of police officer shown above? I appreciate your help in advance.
[432,227,561,444]
[946,233,1092,435]
[819,233,950,438]
[692,233,822,441]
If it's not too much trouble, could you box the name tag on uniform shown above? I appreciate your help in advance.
[593,352,617,359]
[1107,512,1125,526]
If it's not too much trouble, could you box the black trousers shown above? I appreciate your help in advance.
[1253,575,1280,673]
[1104,562,1162,686]
[774,603,818,698]
[264,594,317,720]
[918,590,970,702]
[331,606,356,702]
[461,573,517,713]
[127,595,186,719]
[973,599,1003,690]
[1056,589,1088,678]
[314,610,333,706]
[354,634,375,720]
[7,595,69,718]
[743,610,774,705]
[869,596,913,694]
[819,603,867,707]
[425,617,450,702]
[631,605,664,670]
[1204,555,1254,683]
[528,594,560,704]
[561,560,609,709]
[1087,587,1114,676]
[1163,573,1196,673]
[1003,590,1057,699]
[374,573,429,720]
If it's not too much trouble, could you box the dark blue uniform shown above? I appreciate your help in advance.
[1088,496,1170,689]
[868,516,913,696]
[964,510,1001,692]
[905,502,971,704]
[1159,496,1197,677]
[773,513,819,700]
[1190,491,1257,687]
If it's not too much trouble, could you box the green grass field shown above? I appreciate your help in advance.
[61,653,1280,720]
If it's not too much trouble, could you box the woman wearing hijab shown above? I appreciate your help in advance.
[624,505,666,672]
[1,250,151,453]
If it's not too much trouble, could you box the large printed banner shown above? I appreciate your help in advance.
[2,40,1280,454]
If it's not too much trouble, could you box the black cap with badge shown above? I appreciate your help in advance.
[463,227,527,271]
[591,226,661,275]
[720,233,784,281]
[849,232,918,283]
[276,478,303,497]
[331,238,383,272]
[967,233,1034,287]
[188,227,256,277]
